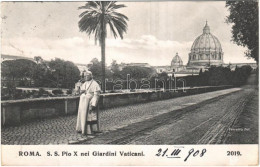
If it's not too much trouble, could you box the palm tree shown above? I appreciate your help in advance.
[78,1,128,93]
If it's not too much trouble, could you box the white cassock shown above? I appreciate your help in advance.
[76,79,101,135]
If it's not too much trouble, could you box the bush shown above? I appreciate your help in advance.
[232,65,253,86]
[1,88,10,100]
[66,89,72,95]
[13,89,25,99]
[52,89,63,95]
[38,88,52,97]
[38,88,46,96]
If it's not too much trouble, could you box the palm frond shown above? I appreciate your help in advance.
[105,1,116,11]
[111,12,129,21]
[110,18,127,39]
[78,1,128,43]
[108,21,118,39]
[110,4,127,10]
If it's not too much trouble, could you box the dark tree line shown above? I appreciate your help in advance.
[1,57,80,89]
[89,59,156,79]
[89,59,253,91]
[185,65,253,87]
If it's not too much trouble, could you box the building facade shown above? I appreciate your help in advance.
[153,22,226,76]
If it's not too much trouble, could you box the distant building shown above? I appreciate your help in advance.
[171,52,183,66]
[1,54,91,77]
[153,22,257,76]
[154,53,185,74]
[117,63,151,71]
[125,63,151,68]
[1,54,34,63]
[170,53,186,72]
[152,22,226,76]
[153,66,171,74]
[223,63,258,71]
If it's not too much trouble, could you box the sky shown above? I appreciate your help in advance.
[1,1,256,66]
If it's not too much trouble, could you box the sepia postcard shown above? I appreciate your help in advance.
[1,0,259,166]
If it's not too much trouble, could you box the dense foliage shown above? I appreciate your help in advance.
[119,66,157,80]
[89,60,253,91]
[1,56,253,100]
[1,57,80,100]
[88,58,113,81]
[185,65,253,87]
[2,57,80,89]
[226,0,259,63]
[48,58,81,88]
[2,59,37,84]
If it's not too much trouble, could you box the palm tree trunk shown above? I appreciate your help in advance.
[101,36,106,93]
[101,2,106,93]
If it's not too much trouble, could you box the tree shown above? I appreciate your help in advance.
[208,66,231,86]
[89,58,113,81]
[78,2,129,92]
[2,59,37,97]
[2,59,37,83]
[120,66,155,80]
[89,58,102,78]
[34,56,43,64]
[32,58,51,87]
[226,1,259,63]
[158,72,168,80]
[110,60,120,78]
[232,65,252,86]
[48,58,80,88]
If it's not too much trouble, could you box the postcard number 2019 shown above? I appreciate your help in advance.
[227,151,242,156]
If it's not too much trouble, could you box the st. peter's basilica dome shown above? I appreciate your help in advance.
[187,21,224,68]
[171,52,183,67]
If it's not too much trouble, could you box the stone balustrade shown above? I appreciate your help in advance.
[1,85,233,127]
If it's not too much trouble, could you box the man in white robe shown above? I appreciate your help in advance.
[76,71,101,135]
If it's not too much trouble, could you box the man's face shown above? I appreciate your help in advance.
[85,73,92,81]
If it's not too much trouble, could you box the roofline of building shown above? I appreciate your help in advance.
[1,54,34,61]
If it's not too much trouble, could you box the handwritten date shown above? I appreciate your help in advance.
[155,147,207,162]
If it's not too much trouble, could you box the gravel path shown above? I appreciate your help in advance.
[80,88,254,144]
[81,74,258,144]
[1,87,240,145]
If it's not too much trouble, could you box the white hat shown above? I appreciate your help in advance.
[83,70,92,76]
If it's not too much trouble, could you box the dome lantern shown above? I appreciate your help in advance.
[203,20,210,34]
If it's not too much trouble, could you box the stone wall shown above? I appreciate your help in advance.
[1,85,233,126]
[1,97,79,126]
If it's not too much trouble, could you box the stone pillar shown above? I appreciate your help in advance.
[65,99,77,115]
[2,105,21,126]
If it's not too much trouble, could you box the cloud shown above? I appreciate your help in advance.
[2,37,92,61]
[106,35,190,50]
[1,2,256,67]
[2,34,256,67]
